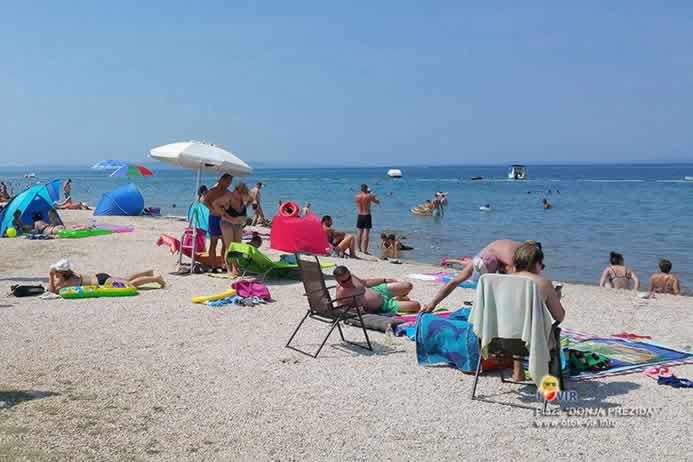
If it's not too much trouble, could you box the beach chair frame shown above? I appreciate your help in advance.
[470,322,563,410]
[226,243,301,281]
[286,254,373,358]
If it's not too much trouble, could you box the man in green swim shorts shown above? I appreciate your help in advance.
[333,266,421,314]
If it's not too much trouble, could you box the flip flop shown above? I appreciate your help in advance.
[658,375,693,388]
[644,366,673,381]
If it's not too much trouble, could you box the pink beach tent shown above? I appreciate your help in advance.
[270,212,329,256]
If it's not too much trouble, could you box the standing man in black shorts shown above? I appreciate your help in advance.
[354,184,380,255]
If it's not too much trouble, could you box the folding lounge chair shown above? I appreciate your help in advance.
[226,242,334,280]
[468,274,563,407]
[286,254,372,358]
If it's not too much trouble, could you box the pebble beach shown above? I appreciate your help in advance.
[1,210,692,461]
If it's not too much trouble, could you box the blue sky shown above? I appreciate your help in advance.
[2,2,693,167]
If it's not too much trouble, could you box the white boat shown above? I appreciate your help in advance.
[24,173,36,179]
[508,165,527,180]
[387,169,402,178]
[685,176,693,181]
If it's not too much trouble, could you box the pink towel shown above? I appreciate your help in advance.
[396,311,451,323]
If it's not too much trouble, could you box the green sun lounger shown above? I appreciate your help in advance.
[226,242,335,279]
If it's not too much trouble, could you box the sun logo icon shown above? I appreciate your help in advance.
[539,375,560,401]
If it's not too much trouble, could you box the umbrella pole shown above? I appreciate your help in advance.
[189,167,201,271]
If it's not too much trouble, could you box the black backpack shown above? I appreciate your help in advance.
[9,285,45,297]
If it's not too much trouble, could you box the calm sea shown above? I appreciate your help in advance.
[3,163,693,289]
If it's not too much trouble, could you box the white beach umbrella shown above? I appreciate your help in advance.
[149,141,252,176]
[149,140,253,272]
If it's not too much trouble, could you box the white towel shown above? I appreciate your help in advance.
[469,274,554,387]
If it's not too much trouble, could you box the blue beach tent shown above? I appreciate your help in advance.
[45,179,62,203]
[0,185,63,237]
[94,183,144,216]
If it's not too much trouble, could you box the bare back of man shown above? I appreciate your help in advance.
[482,239,523,271]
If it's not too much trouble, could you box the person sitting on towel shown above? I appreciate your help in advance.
[333,265,420,313]
[47,259,165,293]
[12,210,34,235]
[321,215,358,258]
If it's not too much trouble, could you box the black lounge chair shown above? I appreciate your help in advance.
[286,254,372,358]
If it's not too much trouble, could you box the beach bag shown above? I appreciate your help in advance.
[182,227,206,258]
[9,285,45,297]
[231,280,271,300]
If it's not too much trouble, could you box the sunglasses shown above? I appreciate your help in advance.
[337,274,352,285]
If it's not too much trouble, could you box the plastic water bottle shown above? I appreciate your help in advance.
[384,324,394,347]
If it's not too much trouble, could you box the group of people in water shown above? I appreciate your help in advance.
[411,192,448,216]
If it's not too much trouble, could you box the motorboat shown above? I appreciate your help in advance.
[387,169,402,178]
[685,176,693,181]
[471,176,482,181]
[508,165,527,180]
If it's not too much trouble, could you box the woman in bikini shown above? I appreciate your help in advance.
[47,259,165,294]
[213,182,251,277]
[31,212,92,235]
[599,251,640,290]
[648,259,681,295]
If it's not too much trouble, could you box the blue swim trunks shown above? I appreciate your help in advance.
[208,215,222,237]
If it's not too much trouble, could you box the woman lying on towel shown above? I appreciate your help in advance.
[47,259,165,294]
[31,212,91,236]
[55,198,91,210]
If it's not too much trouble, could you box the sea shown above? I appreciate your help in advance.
[2,163,693,289]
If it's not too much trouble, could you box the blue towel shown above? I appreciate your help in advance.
[415,308,481,372]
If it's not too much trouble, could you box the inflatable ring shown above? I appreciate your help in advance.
[279,201,300,217]
[60,284,138,299]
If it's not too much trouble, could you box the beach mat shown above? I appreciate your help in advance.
[561,328,693,381]
[344,314,405,333]
[407,272,477,288]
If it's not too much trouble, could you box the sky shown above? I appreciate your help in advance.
[2,2,693,167]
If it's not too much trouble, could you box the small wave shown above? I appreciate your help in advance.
[415,178,460,182]
[578,179,645,183]
[656,180,693,183]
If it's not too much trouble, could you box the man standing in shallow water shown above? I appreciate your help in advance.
[354,184,379,255]
[204,174,233,271]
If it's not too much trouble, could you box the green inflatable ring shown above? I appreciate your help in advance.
[57,228,113,239]
[60,284,138,299]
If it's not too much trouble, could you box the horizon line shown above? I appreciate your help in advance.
[2,159,693,170]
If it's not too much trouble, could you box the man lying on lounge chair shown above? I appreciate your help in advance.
[333,265,421,314]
